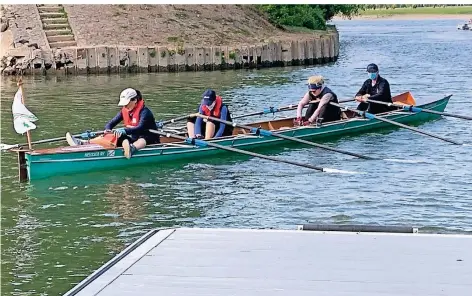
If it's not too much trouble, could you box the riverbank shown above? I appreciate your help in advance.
[0,31,339,75]
[362,6,472,15]
[334,13,472,21]
[334,6,472,20]
[1,4,339,76]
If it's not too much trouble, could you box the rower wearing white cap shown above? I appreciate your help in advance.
[65,87,160,159]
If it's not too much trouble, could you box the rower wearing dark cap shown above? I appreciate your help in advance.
[355,63,395,114]
[187,89,234,139]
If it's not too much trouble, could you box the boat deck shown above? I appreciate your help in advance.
[64,227,472,296]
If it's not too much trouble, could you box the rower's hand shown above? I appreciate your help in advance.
[293,117,304,127]
[104,129,113,134]
[113,128,126,137]
[195,134,203,139]
[303,119,314,126]
[355,95,369,103]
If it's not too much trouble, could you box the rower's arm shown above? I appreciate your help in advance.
[368,79,390,102]
[105,111,123,130]
[296,92,310,118]
[194,106,204,136]
[214,106,229,138]
[355,80,369,97]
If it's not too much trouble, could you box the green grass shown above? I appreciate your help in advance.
[360,6,472,15]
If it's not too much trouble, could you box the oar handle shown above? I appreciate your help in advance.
[232,98,356,120]
[159,114,192,126]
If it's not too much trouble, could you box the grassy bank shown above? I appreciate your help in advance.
[360,6,472,15]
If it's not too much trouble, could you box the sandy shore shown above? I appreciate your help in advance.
[333,14,472,21]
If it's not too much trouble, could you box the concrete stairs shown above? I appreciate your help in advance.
[37,4,77,48]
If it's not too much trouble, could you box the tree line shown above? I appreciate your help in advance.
[256,4,472,31]
[365,4,471,9]
[256,5,363,31]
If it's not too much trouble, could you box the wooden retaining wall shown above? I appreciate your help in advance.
[3,31,339,76]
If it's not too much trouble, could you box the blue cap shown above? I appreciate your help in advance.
[308,83,322,90]
[202,89,216,106]
[367,63,379,73]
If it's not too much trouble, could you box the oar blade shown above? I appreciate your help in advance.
[322,167,363,174]
[0,143,19,151]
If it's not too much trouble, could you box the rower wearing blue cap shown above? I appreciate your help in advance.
[355,63,395,114]
[187,89,234,139]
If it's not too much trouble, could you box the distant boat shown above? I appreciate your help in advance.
[457,21,471,30]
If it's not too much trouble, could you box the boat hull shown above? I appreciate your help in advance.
[25,96,450,180]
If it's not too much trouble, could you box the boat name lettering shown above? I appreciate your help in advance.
[84,151,107,157]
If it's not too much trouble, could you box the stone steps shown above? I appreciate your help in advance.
[48,35,75,42]
[36,5,77,48]
[44,29,72,37]
[39,12,65,18]
[43,23,70,30]
[42,18,69,25]
[49,41,77,49]
[36,4,62,7]
[38,6,64,13]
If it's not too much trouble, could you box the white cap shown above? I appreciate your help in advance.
[118,88,138,106]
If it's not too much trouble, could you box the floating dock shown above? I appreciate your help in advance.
[64,226,472,296]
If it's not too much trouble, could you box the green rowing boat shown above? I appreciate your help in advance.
[19,92,451,181]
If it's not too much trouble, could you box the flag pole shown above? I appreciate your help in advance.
[17,78,33,150]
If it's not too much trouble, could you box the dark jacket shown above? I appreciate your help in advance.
[105,105,160,144]
[307,86,341,122]
[356,75,394,114]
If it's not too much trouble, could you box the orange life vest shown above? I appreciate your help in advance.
[201,96,223,118]
[122,99,145,127]
[100,100,145,147]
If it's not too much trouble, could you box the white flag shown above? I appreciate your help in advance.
[12,87,38,134]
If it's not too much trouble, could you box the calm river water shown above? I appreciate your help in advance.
[1,18,471,295]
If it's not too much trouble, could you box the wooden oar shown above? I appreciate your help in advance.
[330,102,464,145]
[0,130,107,151]
[232,97,356,120]
[157,115,192,127]
[192,113,375,160]
[364,97,472,121]
[149,129,360,174]
[166,97,357,130]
